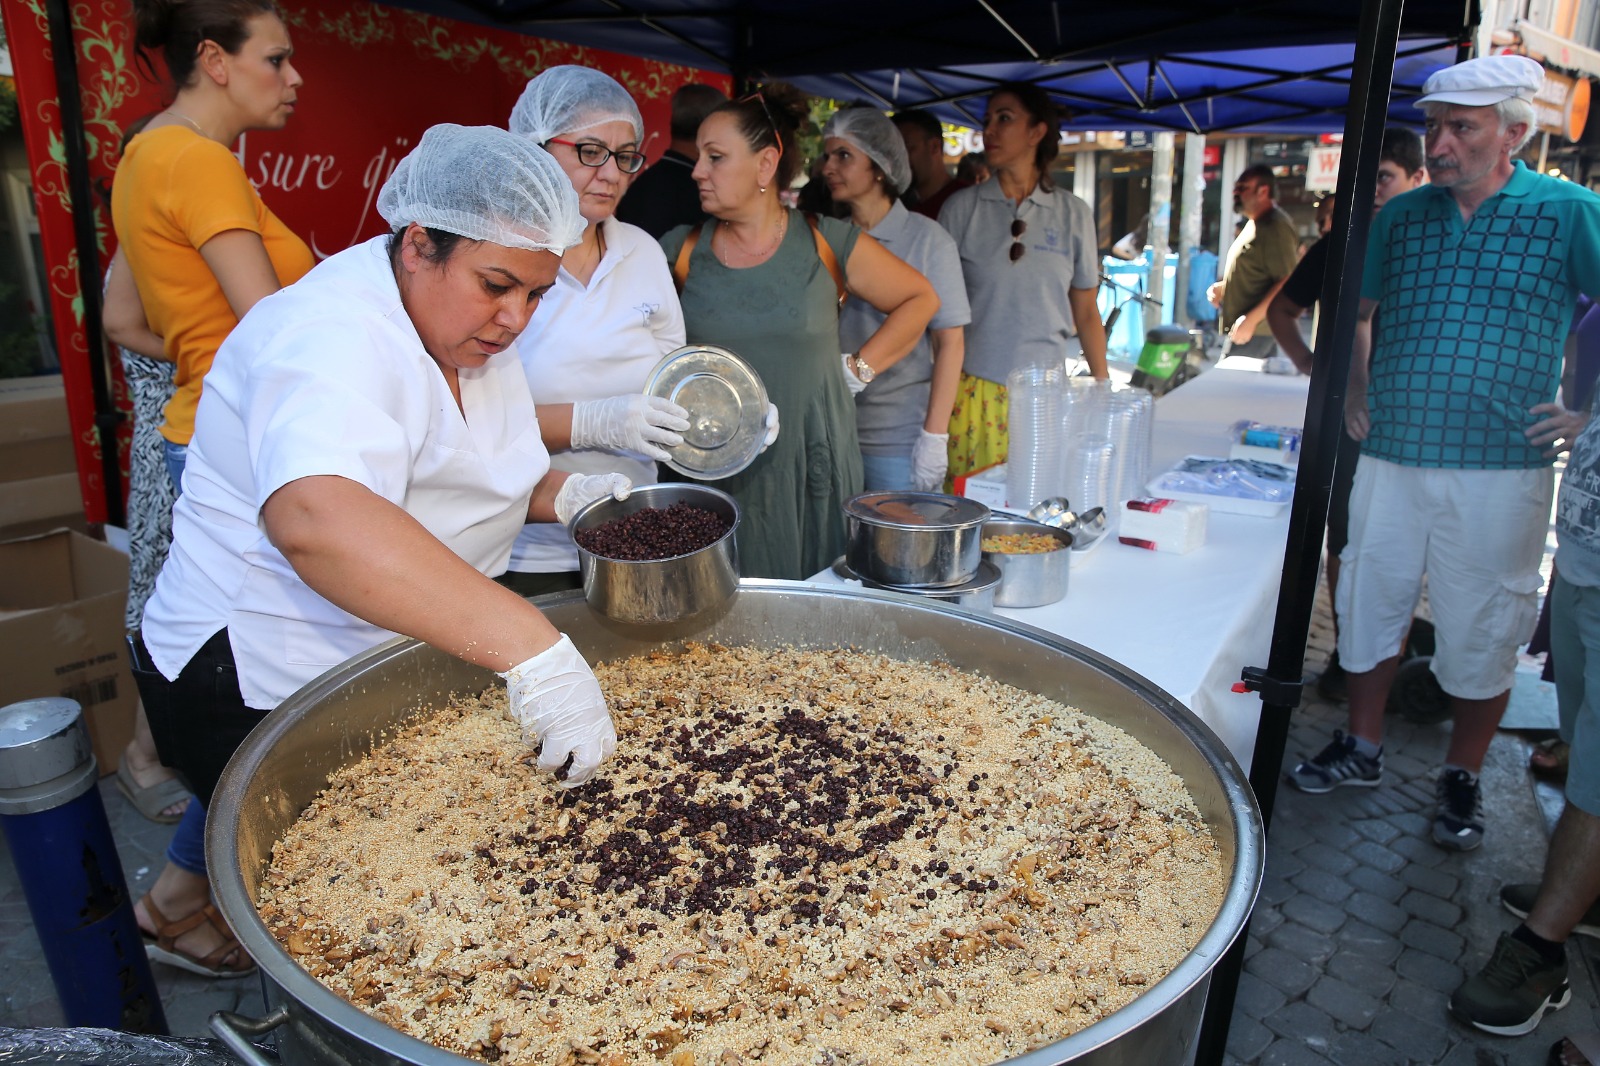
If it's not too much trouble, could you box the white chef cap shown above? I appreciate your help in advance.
[822,107,913,197]
[376,124,584,254]
[509,65,645,146]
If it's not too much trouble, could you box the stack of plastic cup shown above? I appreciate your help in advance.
[1064,435,1116,516]
[1005,362,1068,513]
[1104,385,1155,503]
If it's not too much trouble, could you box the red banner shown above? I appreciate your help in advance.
[0,0,728,524]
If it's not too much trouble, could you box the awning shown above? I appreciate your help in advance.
[1515,19,1600,82]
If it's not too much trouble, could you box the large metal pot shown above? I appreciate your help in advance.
[208,583,1261,1066]
[844,491,990,587]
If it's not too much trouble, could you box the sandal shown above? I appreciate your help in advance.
[139,893,255,979]
[116,755,194,825]
[1550,1033,1600,1065]
[1530,739,1571,783]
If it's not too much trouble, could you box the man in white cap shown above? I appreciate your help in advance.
[1288,52,1600,858]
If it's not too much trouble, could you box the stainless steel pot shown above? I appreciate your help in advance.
[843,491,990,587]
[984,517,1072,608]
[208,583,1262,1066]
[570,483,739,624]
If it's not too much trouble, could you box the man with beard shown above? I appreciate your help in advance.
[1286,56,1600,860]
[1207,163,1300,359]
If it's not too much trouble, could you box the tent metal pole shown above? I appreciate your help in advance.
[1189,0,1403,1063]
[44,0,124,528]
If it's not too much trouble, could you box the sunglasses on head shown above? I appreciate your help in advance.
[1010,218,1026,262]
[740,90,784,157]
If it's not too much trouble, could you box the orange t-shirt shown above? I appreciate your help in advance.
[112,126,314,445]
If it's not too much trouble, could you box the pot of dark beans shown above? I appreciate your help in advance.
[567,483,740,625]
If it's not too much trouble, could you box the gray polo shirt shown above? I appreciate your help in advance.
[938,177,1100,385]
[840,201,971,456]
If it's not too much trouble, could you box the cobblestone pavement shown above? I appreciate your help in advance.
[0,595,1595,1064]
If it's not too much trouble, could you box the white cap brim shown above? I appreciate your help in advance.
[1415,88,1533,108]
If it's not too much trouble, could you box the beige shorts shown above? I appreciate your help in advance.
[1335,458,1552,699]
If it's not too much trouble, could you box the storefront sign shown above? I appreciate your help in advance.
[1305,145,1341,194]
[1533,67,1591,141]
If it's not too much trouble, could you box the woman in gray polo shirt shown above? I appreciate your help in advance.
[938,82,1108,483]
[821,107,971,492]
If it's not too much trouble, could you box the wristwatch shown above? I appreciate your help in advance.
[850,353,876,384]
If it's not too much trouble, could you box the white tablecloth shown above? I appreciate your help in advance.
[812,364,1312,771]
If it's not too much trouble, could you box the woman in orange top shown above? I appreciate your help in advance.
[112,0,313,489]
[106,0,312,981]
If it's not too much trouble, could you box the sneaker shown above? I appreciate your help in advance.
[1285,730,1383,793]
[1501,884,1600,940]
[1433,768,1485,851]
[1450,932,1570,1036]
[1315,650,1347,701]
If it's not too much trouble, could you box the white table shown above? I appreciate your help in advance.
[813,364,1312,771]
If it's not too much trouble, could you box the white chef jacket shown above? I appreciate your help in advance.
[507,217,685,573]
[141,236,550,708]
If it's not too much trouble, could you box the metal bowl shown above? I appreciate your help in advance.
[208,584,1262,1066]
[843,491,990,588]
[983,517,1073,608]
[569,483,739,625]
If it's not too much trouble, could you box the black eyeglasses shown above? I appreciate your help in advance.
[1010,218,1027,262]
[739,91,784,156]
[546,138,647,174]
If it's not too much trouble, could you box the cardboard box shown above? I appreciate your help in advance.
[0,376,84,540]
[0,529,135,775]
[952,462,1010,510]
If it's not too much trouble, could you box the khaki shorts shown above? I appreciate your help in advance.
[1335,458,1552,699]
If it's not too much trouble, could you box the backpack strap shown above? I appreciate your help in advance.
[671,223,703,295]
[805,212,848,308]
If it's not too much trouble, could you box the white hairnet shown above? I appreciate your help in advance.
[377,124,585,254]
[509,65,644,146]
[823,107,913,197]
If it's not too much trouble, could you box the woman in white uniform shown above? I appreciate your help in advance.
[129,124,624,978]
[501,66,689,595]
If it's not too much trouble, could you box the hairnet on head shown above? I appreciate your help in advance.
[509,65,645,146]
[377,124,585,254]
[823,107,913,197]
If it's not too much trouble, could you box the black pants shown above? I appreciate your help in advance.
[128,629,268,807]
[1325,426,1361,559]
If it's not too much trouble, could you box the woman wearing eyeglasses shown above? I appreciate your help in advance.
[661,85,938,580]
[501,66,694,596]
[937,82,1108,485]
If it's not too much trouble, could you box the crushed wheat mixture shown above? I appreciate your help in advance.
[258,644,1224,1065]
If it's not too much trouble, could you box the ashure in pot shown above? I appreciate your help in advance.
[207,584,1263,1066]
[843,491,990,588]
[983,517,1073,608]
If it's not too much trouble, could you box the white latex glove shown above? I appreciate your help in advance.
[553,472,631,526]
[841,353,869,396]
[911,431,949,492]
[760,403,780,453]
[570,394,690,461]
[498,635,616,788]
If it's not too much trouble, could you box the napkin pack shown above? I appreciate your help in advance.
[1118,497,1208,554]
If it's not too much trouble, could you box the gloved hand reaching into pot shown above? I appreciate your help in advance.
[498,635,616,787]
[553,472,631,526]
[571,395,690,461]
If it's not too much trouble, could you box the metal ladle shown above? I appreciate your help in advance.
[1026,497,1075,528]
[1070,507,1109,551]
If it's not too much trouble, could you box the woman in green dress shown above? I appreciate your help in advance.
[661,86,937,580]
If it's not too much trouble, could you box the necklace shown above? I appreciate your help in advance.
[164,107,207,137]
[715,212,787,267]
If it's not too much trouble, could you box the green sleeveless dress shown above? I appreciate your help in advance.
[660,211,864,580]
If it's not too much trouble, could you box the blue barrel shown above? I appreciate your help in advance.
[0,697,167,1032]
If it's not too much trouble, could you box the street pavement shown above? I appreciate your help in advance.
[0,590,1594,1063]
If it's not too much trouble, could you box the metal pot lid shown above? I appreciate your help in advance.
[843,491,990,529]
[644,344,769,481]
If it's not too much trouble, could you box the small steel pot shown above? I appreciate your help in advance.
[570,484,739,625]
[843,492,990,588]
[982,518,1072,608]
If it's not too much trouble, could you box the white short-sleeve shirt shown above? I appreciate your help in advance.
[141,236,550,708]
[507,218,685,574]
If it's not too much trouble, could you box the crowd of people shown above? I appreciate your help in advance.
[92,2,1597,1055]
